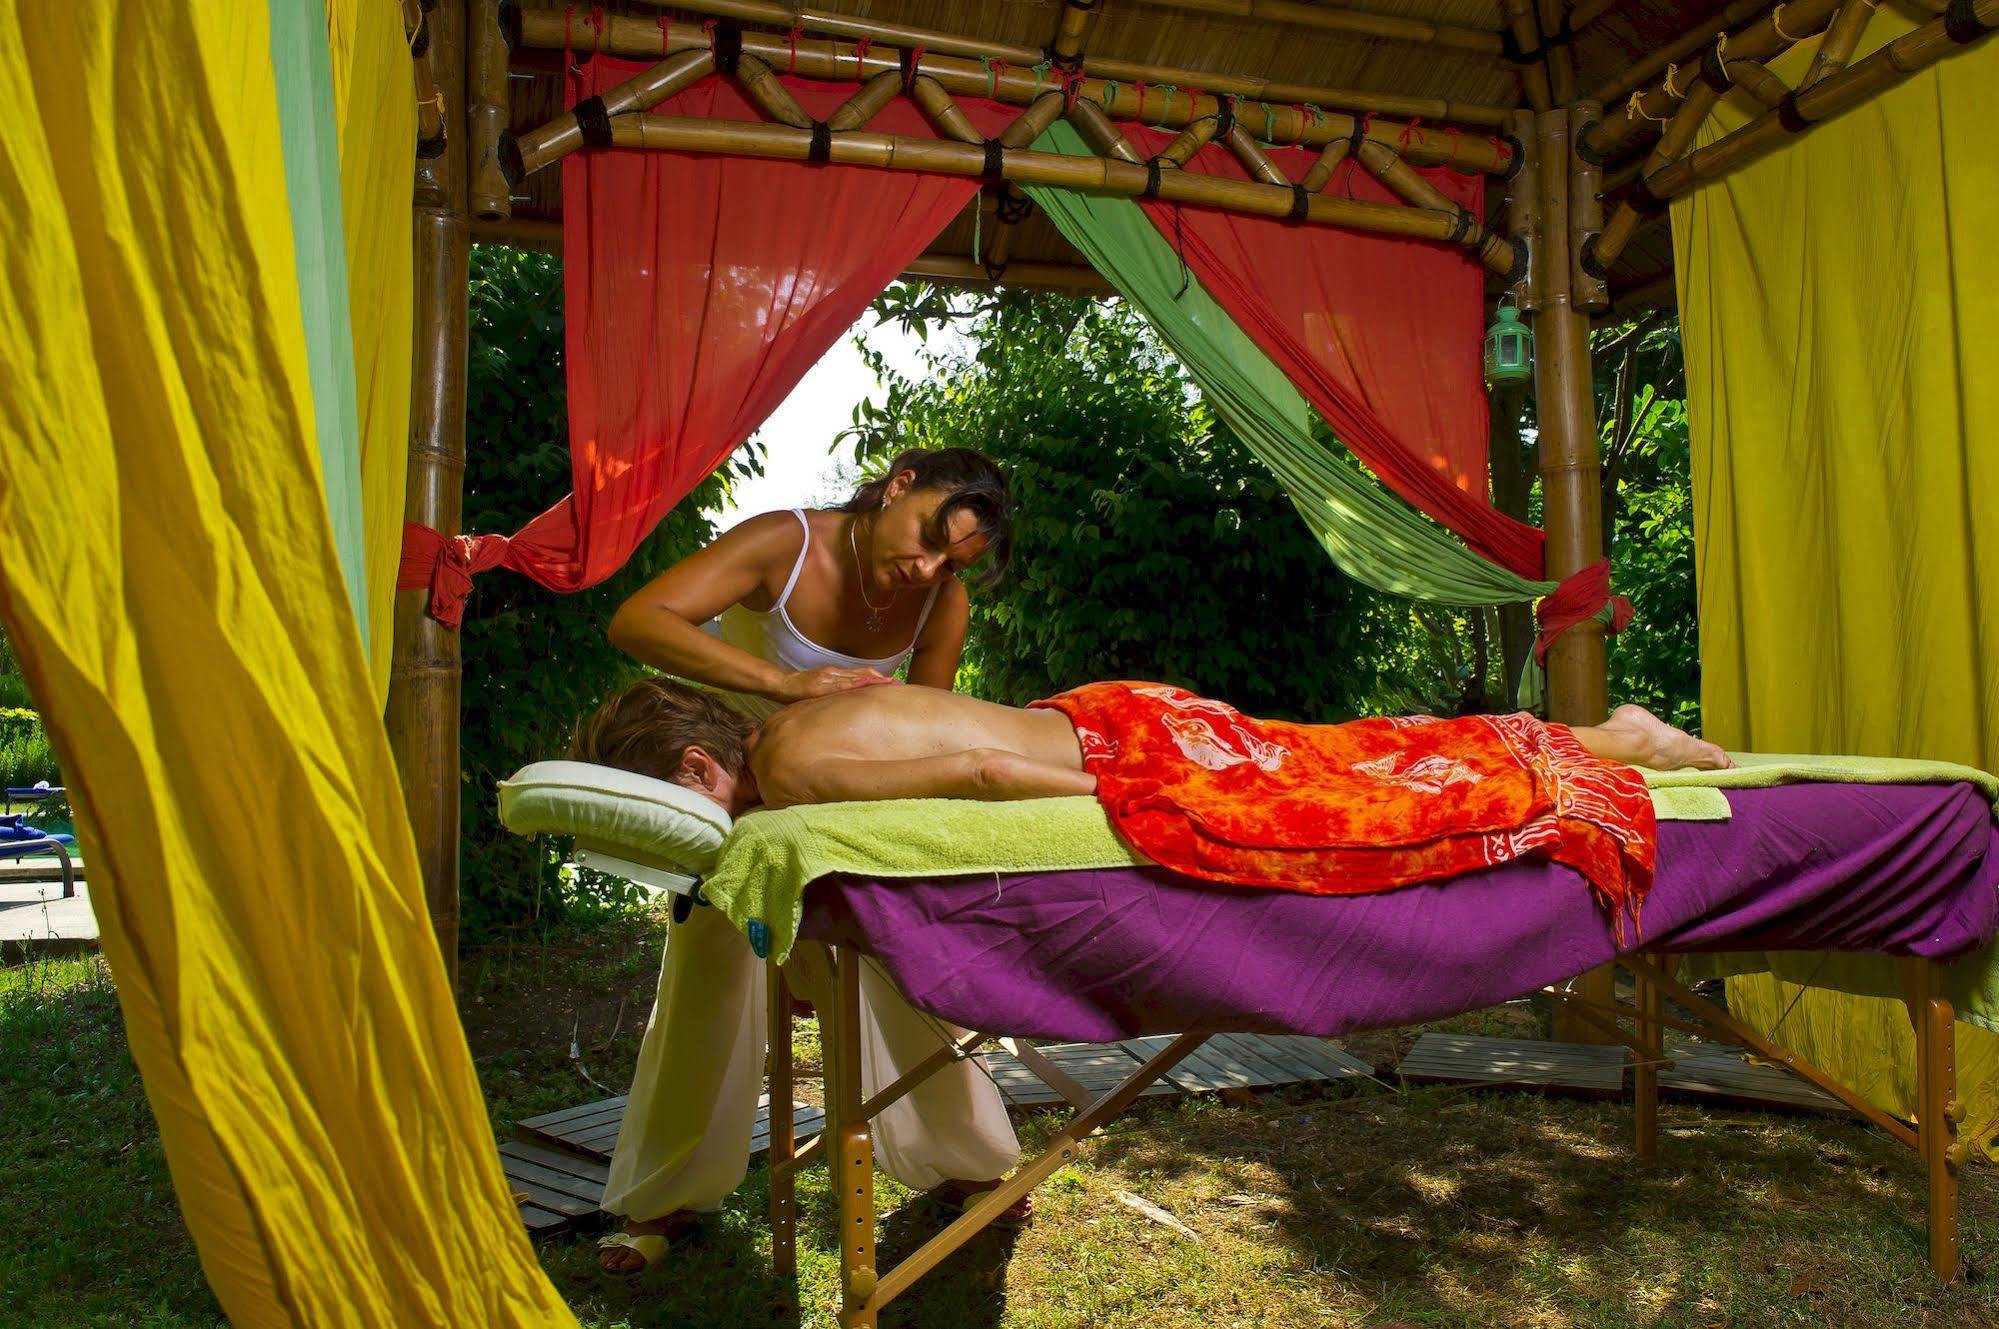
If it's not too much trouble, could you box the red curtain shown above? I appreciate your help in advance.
[399,59,984,624]
[1124,123,1546,579]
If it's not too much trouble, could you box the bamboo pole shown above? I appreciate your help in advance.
[469,216,561,252]
[1119,0,1509,55]
[1531,107,1611,1041]
[1646,0,1999,202]
[1225,123,1290,185]
[406,0,447,195]
[903,252,1118,296]
[1155,115,1223,168]
[826,69,905,131]
[1802,0,1880,87]
[1590,0,1788,104]
[1588,0,1841,154]
[1605,273,1676,319]
[606,113,1521,274]
[1050,0,1096,65]
[1568,101,1606,309]
[388,0,470,985]
[1541,0,1580,104]
[1503,0,1555,111]
[1722,57,1795,107]
[1504,109,1540,312]
[997,91,1070,149]
[733,53,815,129]
[908,76,984,146]
[514,48,714,176]
[1586,80,1721,274]
[516,9,1518,151]
[1297,138,1352,191]
[1354,139,1516,275]
[467,0,513,220]
[1569,0,1628,29]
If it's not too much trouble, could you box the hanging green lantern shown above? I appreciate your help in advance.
[1483,302,1534,386]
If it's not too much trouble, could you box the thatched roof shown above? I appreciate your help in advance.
[501,1,1705,313]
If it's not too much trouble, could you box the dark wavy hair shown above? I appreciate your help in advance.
[839,447,1015,588]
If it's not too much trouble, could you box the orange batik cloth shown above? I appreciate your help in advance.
[1031,682,1658,930]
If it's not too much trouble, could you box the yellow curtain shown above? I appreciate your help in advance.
[327,0,414,703]
[0,4,576,1323]
[1675,15,1999,1160]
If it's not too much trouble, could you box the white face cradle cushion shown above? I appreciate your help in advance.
[497,760,734,877]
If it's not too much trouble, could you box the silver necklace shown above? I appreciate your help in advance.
[848,513,898,631]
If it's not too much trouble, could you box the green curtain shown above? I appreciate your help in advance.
[269,0,369,646]
[1025,121,1555,609]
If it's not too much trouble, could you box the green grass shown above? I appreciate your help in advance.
[4,927,1995,1328]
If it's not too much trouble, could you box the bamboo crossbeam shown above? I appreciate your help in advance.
[514,48,714,175]
[1155,115,1222,167]
[1067,97,1145,164]
[1589,0,1841,153]
[469,216,560,251]
[1724,57,1795,107]
[1297,138,1352,191]
[735,53,815,129]
[1586,81,1721,273]
[405,0,446,187]
[1802,0,1878,87]
[1605,273,1676,318]
[1542,0,1581,104]
[1644,0,1999,203]
[1050,0,1095,65]
[828,70,904,132]
[1570,0,1628,29]
[908,76,983,145]
[1589,0,1779,104]
[1120,0,1509,56]
[1504,0,1556,110]
[903,252,1118,296]
[604,112,1520,274]
[516,8,1518,156]
[1225,123,1291,185]
[1354,137,1512,277]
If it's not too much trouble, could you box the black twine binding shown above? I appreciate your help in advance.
[1776,91,1811,134]
[1347,118,1367,154]
[899,46,918,93]
[1501,133,1526,182]
[416,127,447,159]
[1700,43,1732,93]
[410,11,431,58]
[711,21,742,75]
[1212,98,1235,139]
[996,186,1034,223]
[574,96,613,148]
[809,121,832,163]
[497,0,521,53]
[1505,238,1529,288]
[1287,184,1311,222]
[1501,26,1536,65]
[983,139,1005,180]
[1946,0,1994,43]
[1048,48,1083,73]
[1144,158,1165,198]
[1446,208,1475,244]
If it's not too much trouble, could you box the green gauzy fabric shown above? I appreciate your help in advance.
[269,0,369,649]
[1025,122,1555,609]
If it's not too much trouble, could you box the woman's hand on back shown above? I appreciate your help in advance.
[780,665,903,703]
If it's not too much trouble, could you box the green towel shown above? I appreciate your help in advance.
[702,796,1144,963]
[703,776,1764,963]
[1644,750,1999,811]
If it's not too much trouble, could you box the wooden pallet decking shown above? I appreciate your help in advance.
[504,1032,1372,1233]
[1398,1033,1851,1115]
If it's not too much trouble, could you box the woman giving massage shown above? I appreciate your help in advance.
[575,677,1734,941]
[591,448,1027,1273]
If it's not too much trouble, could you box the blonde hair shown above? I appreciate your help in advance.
[569,677,755,784]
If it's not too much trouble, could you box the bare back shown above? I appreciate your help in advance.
[754,687,1081,773]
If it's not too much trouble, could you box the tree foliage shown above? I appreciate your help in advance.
[846,290,1440,722]
[456,246,759,939]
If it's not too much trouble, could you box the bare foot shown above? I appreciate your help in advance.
[931,1178,1034,1228]
[597,1210,700,1274]
[1608,704,1734,771]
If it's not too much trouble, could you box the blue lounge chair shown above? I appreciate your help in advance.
[0,806,75,900]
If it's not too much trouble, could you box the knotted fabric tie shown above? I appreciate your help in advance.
[1533,559,1634,663]
[398,524,514,629]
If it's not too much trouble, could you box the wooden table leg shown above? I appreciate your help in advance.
[767,957,798,1280]
[829,948,878,1327]
[1899,957,1963,1282]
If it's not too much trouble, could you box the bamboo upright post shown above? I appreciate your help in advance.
[1504,0,1555,110]
[1531,108,1612,1042]
[1541,0,1580,104]
[467,0,513,220]
[1568,101,1606,309]
[1504,109,1540,311]
[388,0,471,984]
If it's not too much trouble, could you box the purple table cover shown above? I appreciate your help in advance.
[797,783,1999,1042]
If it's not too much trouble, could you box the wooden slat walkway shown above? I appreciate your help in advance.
[1397,1033,1852,1114]
[504,1032,1372,1234]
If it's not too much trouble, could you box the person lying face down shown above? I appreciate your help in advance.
[570,675,1731,819]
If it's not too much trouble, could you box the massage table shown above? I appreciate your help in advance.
[502,767,1998,1326]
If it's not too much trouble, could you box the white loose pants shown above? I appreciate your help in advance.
[600,902,1019,1220]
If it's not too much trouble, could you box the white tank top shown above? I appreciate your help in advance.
[703,510,942,700]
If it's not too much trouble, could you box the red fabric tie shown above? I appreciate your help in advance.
[397,526,512,630]
[1533,559,1635,663]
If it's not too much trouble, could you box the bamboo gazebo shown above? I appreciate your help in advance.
[386,0,1998,1316]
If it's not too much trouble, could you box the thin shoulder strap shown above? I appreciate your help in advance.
[773,509,811,610]
[908,580,946,648]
